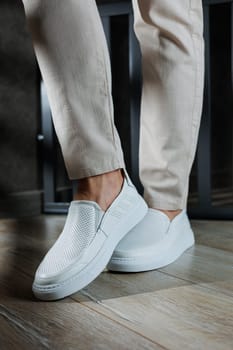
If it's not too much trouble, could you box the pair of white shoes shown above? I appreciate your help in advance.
[33,170,195,301]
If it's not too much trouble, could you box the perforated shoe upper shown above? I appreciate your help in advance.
[35,201,104,280]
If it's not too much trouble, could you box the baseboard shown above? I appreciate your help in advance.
[0,190,43,219]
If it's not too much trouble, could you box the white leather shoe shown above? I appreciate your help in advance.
[32,170,148,300]
[107,208,195,272]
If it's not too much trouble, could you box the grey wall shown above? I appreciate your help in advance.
[0,0,42,218]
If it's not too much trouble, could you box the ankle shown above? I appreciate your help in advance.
[153,208,182,221]
[73,169,124,211]
[77,169,124,193]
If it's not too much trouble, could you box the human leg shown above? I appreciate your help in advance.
[108,0,204,272]
[134,0,205,213]
[22,0,148,298]
[22,0,125,182]
[22,0,127,211]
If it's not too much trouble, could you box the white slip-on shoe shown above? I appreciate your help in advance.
[32,170,148,300]
[107,208,195,272]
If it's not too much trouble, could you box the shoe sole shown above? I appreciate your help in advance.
[107,225,195,272]
[32,195,148,300]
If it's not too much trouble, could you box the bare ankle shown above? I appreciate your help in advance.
[76,169,123,192]
[73,169,124,211]
[153,208,182,221]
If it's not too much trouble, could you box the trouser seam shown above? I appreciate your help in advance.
[100,28,123,167]
[181,0,204,206]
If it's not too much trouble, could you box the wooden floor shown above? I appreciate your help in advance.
[0,215,232,350]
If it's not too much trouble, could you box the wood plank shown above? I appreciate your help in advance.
[74,270,193,303]
[0,301,160,350]
[0,215,233,350]
[191,219,233,252]
[157,244,233,296]
[78,282,233,350]
[191,219,233,236]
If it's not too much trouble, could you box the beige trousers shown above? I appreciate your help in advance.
[22,0,205,210]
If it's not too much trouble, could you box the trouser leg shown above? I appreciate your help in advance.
[22,0,125,180]
[132,0,205,209]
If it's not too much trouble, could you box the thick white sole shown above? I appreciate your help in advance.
[107,226,195,273]
[32,196,148,300]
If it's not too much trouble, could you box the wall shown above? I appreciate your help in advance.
[0,0,42,218]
